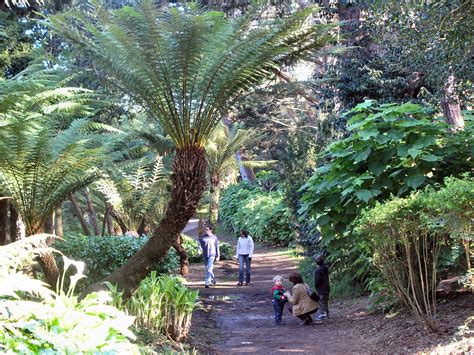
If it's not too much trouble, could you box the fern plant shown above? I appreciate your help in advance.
[50,0,336,294]
[205,122,274,224]
[96,157,170,234]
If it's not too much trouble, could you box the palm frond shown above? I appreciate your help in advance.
[49,1,336,149]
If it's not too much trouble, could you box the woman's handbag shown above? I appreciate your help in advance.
[304,284,320,302]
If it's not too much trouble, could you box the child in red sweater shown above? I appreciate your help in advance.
[272,275,287,324]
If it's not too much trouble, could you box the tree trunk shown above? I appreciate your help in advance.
[82,188,101,236]
[441,74,465,131]
[109,208,129,234]
[236,151,256,181]
[9,204,19,242]
[69,193,92,236]
[172,234,189,276]
[44,212,55,234]
[137,217,147,236]
[106,209,114,235]
[209,181,220,225]
[82,146,208,298]
[29,226,59,289]
[0,198,9,245]
[198,218,206,237]
[101,207,108,237]
[36,248,60,289]
[54,206,63,238]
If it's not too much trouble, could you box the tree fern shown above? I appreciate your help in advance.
[49,1,336,149]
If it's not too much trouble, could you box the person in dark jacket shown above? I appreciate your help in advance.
[314,255,330,320]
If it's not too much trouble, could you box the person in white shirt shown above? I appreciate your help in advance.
[235,229,254,286]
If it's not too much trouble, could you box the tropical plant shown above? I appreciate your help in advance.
[54,234,180,287]
[0,67,104,286]
[354,176,474,331]
[49,0,336,295]
[0,236,138,353]
[110,272,199,341]
[96,157,170,235]
[298,101,474,287]
[205,122,271,224]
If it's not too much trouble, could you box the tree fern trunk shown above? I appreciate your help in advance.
[209,182,220,225]
[83,146,208,297]
[82,188,101,236]
[441,75,464,131]
[29,226,60,289]
[9,204,18,242]
[55,206,63,238]
[0,198,8,245]
[69,193,92,236]
[172,234,189,276]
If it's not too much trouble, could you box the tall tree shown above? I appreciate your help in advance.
[50,0,336,295]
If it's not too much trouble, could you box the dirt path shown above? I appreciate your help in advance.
[183,227,373,354]
[182,224,474,354]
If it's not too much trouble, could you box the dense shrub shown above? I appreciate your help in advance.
[355,176,473,331]
[0,238,138,353]
[220,181,296,245]
[55,235,180,286]
[299,101,474,287]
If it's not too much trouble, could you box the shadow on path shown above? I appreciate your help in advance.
[183,226,372,354]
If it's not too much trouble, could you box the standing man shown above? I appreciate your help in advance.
[198,225,220,288]
[314,255,330,320]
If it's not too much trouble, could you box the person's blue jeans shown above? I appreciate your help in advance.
[238,254,251,284]
[204,255,216,286]
[273,301,284,323]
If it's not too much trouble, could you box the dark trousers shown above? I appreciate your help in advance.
[238,254,251,284]
[318,292,329,317]
[273,302,284,323]
[296,308,317,321]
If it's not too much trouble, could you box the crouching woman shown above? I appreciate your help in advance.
[284,272,319,325]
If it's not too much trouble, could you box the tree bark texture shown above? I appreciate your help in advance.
[109,208,129,234]
[0,198,9,245]
[106,209,114,235]
[82,146,208,298]
[69,193,92,236]
[441,75,465,130]
[172,234,189,276]
[209,181,220,225]
[236,150,256,181]
[9,204,18,242]
[43,212,55,234]
[54,206,63,238]
[82,188,101,236]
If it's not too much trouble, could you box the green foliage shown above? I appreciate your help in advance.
[220,180,296,245]
[299,101,474,285]
[55,235,179,287]
[50,0,336,149]
[354,176,474,330]
[96,157,170,233]
[0,67,104,235]
[368,0,474,101]
[0,241,138,353]
[110,272,199,342]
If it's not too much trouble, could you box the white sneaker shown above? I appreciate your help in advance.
[315,312,328,321]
